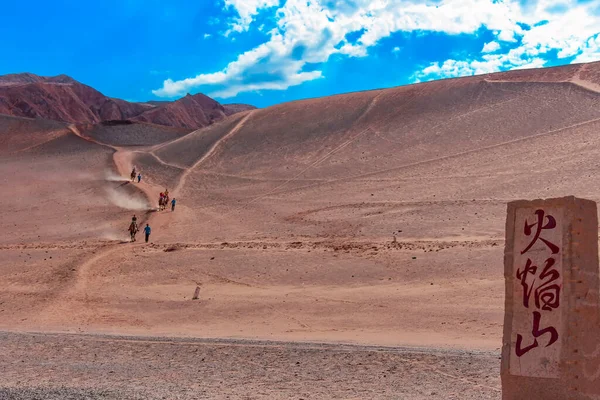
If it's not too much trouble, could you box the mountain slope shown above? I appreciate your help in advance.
[0,73,255,129]
[223,103,257,116]
[131,93,227,129]
[152,60,600,242]
[0,74,152,123]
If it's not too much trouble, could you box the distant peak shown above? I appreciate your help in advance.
[47,74,77,84]
[0,72,44,86]
[15,72,40,78]
[0,72,80,87]
[191,92,210,98]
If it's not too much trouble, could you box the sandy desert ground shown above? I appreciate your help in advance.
[2,61,600,398]
[0,332,500,399]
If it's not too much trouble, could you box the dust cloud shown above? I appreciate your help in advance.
[100,229,130,242]
[105,187,150,210]
[104,170,129,182]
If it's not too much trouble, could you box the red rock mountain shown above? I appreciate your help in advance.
[0,73,255,129]
[132,93,229,128]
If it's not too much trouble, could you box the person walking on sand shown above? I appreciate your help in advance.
[171,198,176,212]
[144,224,151,243]
[137,173,141,183]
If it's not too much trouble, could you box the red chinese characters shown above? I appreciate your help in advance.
[515,209,561,358]
[521,209,559,255]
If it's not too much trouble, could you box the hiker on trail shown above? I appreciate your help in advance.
[159,192,165,210]
[137,173,141,183]
[128,221,138,242]
[171,198,176,212]
[128,215,139,242]
[130,168,136,182]
[144,224,151,243]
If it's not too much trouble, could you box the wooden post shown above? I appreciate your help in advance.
[192,286,200,300]
[502,196,600,399]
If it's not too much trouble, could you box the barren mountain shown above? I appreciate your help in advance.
[141,100,257,117]
[222,103,258,116]
[3,61,600,399]
[131,93,228,129]
[0,73,255,129]
[0,74,151,123]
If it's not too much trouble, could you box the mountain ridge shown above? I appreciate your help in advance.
[0,73,256,130]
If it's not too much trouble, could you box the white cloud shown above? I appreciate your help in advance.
[203,33,211,39]
[498,29,517,42]
[413,56,510,82]
[512,58,547,70]
[392,46,401,53]
[482,41,501,53]
[223,0,279,34]
[414,0,600,82]
[572,34,600,63]
[153,0,600,98]
[413,45,551,83]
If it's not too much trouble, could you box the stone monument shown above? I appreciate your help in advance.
[502,196,600,399]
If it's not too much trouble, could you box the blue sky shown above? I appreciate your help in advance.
[1,0,599,108]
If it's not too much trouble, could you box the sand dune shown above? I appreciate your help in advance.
[3,61,600,398]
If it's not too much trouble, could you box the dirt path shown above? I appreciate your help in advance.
[570,63,600,93]
[244,91,385,206]
[53,126,173,302]
[173,110,255,195]
[34,245,124,326]
[69,123,166,218]
[55,117,276,315]
[147,151,183,170]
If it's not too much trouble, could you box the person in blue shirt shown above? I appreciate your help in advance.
[171,198,176,212]
[137,173,141,183]
[143,224,151,243]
